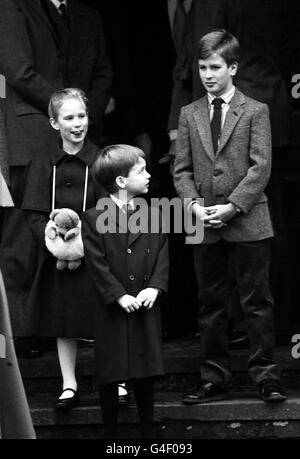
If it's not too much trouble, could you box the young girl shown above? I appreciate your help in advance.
[22,88,102,409]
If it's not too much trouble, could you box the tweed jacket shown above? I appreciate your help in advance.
[173,89,274,243]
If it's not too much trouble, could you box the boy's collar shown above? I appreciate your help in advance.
[110,194,135,211]
[207,85,236,105]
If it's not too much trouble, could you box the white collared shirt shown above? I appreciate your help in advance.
[207,85,236,128]
[50,0,67,13]
[110,194,134,212]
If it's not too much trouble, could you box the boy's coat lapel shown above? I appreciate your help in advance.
[103,202,128,246]
[105,200,144,247]
[193,99,215,162]
[127,205,151,247]
[193,90,246,160]
[127,222,142,247]
[217,90,246,156]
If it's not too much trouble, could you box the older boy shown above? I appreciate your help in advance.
[173,30,286,403]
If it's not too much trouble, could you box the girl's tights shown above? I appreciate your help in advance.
[57,337,78,398]
[99,378,154,438]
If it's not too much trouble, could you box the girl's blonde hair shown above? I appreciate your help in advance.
[48,88,88,120]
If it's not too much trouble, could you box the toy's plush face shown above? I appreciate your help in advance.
[54,209,80,229]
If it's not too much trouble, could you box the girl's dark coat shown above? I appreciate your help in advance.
[22,141,102,338]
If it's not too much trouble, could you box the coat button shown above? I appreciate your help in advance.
[66,182,72,188]
[143,274,149,281]
[213,169,223,177]
[129,274,135,281]
[127,248,132,254]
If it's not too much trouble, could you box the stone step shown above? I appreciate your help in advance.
[19,341,300,378]
[19,340,300,394]
[30,390,300,439]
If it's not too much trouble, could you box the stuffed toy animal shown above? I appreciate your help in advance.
[45,208,84,271]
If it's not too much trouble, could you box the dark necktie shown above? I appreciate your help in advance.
[173,0,186,54]
[123,203,134,221]
[211,98,224,154]
[58,2,68,27]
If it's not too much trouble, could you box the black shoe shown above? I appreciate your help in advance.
[258,379,287,403]
[55,388,79,410]
[182,380,229,404]
[118,383,129,405]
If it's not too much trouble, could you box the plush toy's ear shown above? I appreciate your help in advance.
[64,227,81,241]
[50,208,63,221]
[66,209,80,227]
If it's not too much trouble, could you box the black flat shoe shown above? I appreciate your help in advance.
[55,388,79,410]
[258,379,287,403]
[182,380,229,405]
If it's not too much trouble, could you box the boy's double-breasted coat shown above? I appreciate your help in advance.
[82,201,169,385]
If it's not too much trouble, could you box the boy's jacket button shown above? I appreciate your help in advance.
[127,248,132,254]
[213,169,223,177]
[129,274,135,281]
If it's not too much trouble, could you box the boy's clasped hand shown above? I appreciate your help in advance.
[193,202,238,229]
[117,288,160,314]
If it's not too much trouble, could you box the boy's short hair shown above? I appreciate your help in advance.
[197,29,240,66]
[48,88,88,120]
[93,144,145,194]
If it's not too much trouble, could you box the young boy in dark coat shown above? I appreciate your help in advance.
[82,144,169,438]
[173,30,286,404]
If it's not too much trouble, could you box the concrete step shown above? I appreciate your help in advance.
[19,340,300,394]
[30,390,300,439]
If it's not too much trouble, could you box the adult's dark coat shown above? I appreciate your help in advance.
[82,203,169,385]
[0,0,112,166]
[216,0,292,148]
[45,0,113,143]
[0,0,64,166]
[168,0,222,130]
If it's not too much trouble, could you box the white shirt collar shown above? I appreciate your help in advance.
[50,0,67,11]
[208,85,236,106]
[110,194,134,211]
